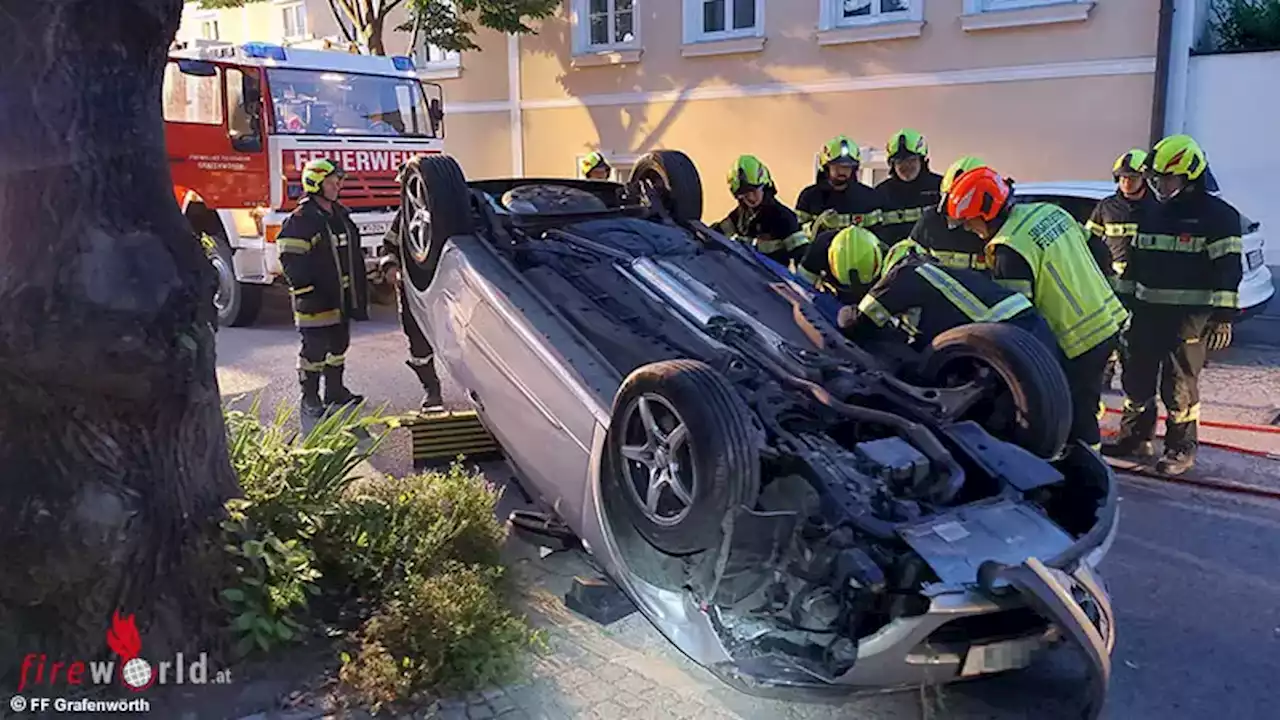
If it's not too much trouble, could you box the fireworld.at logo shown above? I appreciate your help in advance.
[17,610,232,693]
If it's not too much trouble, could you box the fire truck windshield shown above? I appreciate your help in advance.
[267,67,441,139]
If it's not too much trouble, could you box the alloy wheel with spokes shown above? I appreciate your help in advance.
[619,394,695,527]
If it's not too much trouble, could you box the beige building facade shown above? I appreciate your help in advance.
[179,0,1160,220]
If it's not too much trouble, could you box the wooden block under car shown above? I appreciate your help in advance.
[403,409,503,469]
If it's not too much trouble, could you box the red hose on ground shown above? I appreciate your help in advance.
[1101,406,1280,436]
[1099,429,1280,499]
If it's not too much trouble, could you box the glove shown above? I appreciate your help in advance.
[837,304,858,330]
[1205,320,1233,351]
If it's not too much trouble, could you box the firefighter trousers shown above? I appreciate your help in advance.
[298,321,351,374]
[1116,307,1210,453]
[398,283,436,365]
[1064,333,1120,449]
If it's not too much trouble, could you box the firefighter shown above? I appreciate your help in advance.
[1102,135,1243,475]
[581,151,612,180]
[1086,148,1156,386]
[795,135,882,239]
[874,129,943,246]
[905,155,990,271]
[377,164,443,411]
[278,158,365,416]
[838,239,1058,354]
[795,225,884,306]
[715,155,809,266]
[945,167,1128,450]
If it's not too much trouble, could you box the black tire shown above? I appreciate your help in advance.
[629,150,703,223]
[400,154,476,293]
[603,359,761,555]
[920,323,1071,459]
[205,231,263,327]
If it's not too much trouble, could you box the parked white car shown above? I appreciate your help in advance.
[1014,181,1275,320]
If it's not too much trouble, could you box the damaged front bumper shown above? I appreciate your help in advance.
[707,446,1120,717]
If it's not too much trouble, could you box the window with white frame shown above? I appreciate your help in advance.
[572,0,638,53]
[969,0,1080,11]
[685,0,764,42]
[280,2,308,40]
[822,0,920,28]
[418,42,461,69]
[199,18,220,40]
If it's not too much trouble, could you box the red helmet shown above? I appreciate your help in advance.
[945,167,1011,225]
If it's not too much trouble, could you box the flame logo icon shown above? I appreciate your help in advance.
[106,610,154,692]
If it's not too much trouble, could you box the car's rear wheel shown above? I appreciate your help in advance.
[401,154,476,292]
[920,323,1071,459]
[629,150,704,223]
[603,359,761,555]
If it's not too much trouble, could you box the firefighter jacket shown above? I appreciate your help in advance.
[843,259,1037,348]
[1085,190,1157,295]
[987,202,1129,359]
[795,179,882,239]
[907,206,989,271]
[1125,189,1243,316]
[715,192,810,265]
[873,170,943,246]
[278,197,362,328]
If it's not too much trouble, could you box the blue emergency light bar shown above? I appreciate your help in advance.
[391,55,416,71]
[242,42,288,61]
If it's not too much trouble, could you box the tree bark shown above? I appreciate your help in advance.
[365,13,389,55]
[0,0,238,686]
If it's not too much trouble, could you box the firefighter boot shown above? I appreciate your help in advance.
[323,366,365,409]
[1156,448,1196,476]
[299,370,325,418]
[1101,438,1156,459]
[408,359,443,410]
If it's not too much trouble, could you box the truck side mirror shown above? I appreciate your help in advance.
[177,59,217,77]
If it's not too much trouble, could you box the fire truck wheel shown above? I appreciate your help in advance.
[401,155,475,293]
[207,232,263,327]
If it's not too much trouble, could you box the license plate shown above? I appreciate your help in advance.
[358,221,391,237]
[1247,249,1264,270]
[960,636,1040,677]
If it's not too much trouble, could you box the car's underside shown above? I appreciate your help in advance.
[405,156,1116,715]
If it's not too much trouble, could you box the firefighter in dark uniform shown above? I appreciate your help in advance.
[377,164,443,411]
[838,239,1058,353]
[715,155,809,266]
[905,155,990,271]
[278,158,365,416]
[795,135,883,239]
[1103,135,1242,475]
[1086,148,1156,385]
[795,225,884,306]
[873,129,943,246]
[581,151,612,180]
[945,167,1128,451]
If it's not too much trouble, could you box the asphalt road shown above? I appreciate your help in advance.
[217,291,1280,720]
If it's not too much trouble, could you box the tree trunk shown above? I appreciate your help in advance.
[0,0,239,687]
[364,14,388,55]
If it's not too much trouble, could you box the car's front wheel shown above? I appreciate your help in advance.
[920,323,1072,459]
[603,359,761,556]
[400,154,476,292]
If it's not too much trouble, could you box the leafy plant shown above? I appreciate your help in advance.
[1210,0,1280,52]
[219,498,321,657]
[314,462,507,602]
[339,563,541,709]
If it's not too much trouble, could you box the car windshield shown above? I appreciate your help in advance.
[267,68,440,138]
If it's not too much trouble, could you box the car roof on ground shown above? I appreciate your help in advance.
[1014,181,1114,200]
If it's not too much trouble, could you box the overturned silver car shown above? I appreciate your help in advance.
[396,151,1118,717]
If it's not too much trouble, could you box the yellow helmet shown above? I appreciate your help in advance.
[1112,148,1148,178]
[887,129,928,161]
[580,151,611,178]
[819,135,862,169]
[828,226,884,286]
[940,155,986,194]
[302,158,344,194]
[728,155,773,195]
[1149,134,1207,180]
[883,238,928,274]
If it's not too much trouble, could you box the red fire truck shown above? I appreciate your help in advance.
[164,40,445,326]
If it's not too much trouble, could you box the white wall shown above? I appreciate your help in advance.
[1184,50,1280,265]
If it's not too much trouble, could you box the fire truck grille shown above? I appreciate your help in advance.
[283,171,401,211]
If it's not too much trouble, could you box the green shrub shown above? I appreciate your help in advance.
[339,563,541,710]
[315,462,508,602]
[1210,0,1280,51]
